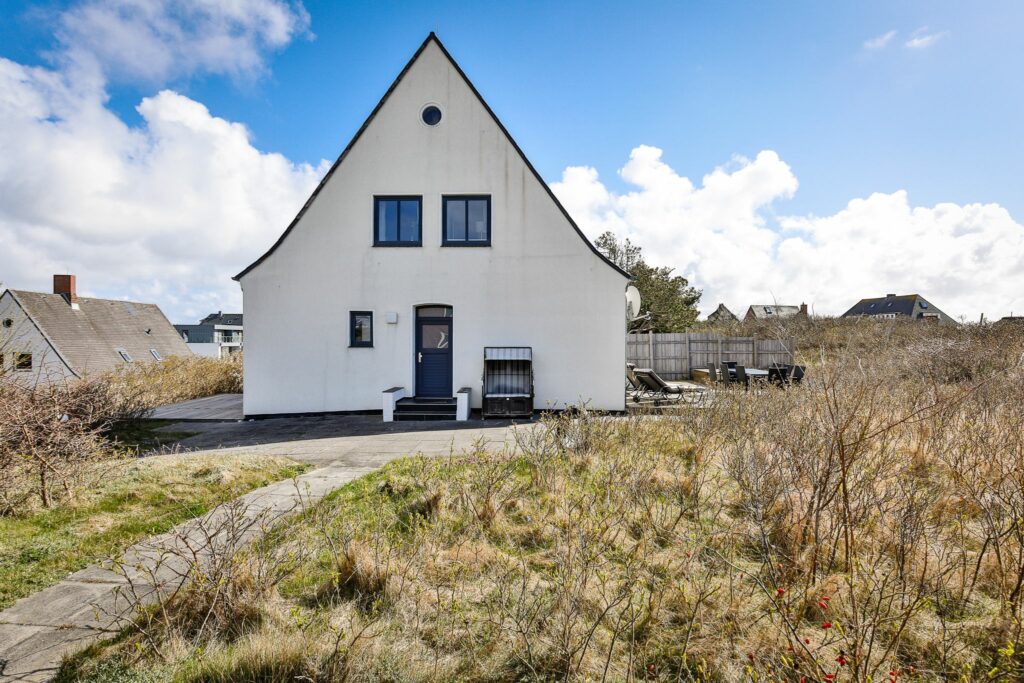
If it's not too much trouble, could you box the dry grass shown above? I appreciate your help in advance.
[104,354,243,410]
[64,321,1024,682]
[0,453,308,610]
[0,355,242,513]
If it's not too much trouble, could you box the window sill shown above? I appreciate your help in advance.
[373,242,422,248]
[441,242,491,247]
[349,344,374,349]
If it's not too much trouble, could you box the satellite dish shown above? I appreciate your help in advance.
[625,286,642,320]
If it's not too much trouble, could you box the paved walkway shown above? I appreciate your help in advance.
[149,393,243,421]
[0,420,525,682]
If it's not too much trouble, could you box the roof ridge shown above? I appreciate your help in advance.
[10,289,161,307]
[233,33,630,281]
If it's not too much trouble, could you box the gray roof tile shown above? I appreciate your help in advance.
[9,290,191,377]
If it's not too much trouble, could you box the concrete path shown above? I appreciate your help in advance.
[149,393,243,421]
[0,420,525,682]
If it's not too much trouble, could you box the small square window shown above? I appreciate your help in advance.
[350,311,373,347]
[443,196,491,246]
[117,349,133,362]
[15,352,32,370]
[150,349,162,361]
[374,197,422,246]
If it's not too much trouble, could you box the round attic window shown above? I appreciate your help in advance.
[421,105,442,126]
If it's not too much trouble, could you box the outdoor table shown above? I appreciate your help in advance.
[740,367,769,390]
[725,367,768,389]
[726,368,768,378]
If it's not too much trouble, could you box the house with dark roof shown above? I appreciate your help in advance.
[200,312,243,326]
[174,312,243,359]
[0,275,190,384]
[234,34,629,419]
[744,303,808,322]
[841,293,952,323]
[706,303,738,324]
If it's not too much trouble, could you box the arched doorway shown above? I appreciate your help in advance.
[415,305,453,397]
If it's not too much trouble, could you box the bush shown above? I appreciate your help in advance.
[0,355,241,513]
[103,354,242,410]
[0,375,140,513]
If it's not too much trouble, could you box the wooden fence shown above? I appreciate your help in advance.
[626,333,795,381]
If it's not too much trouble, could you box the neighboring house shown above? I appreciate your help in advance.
[175,312,243,359]
[842,293,953,323]
[0,274,191,384]
[745,303,808,321]
[234,34,630,418]
[706,303,738,324]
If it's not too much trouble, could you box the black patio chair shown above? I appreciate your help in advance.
[720,362,734,385]
[789,365,806,385]
[706,362,718,384]
[768,363,789,386]
[735,364,748,390]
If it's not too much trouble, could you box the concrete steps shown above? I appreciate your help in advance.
[394,397,457,421]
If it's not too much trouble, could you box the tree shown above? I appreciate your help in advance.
[595,232,702,332]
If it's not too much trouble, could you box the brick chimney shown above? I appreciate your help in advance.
[53,274,79,309]
[886,293,896,298]
[799,302,808,315]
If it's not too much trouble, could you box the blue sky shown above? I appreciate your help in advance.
[1,0,1022,320]
[5,0,1021,216]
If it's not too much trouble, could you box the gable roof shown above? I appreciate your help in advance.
[7,290,191,377]
[233,33,629,282]
[706,303,738,323]
[842,294,952,321]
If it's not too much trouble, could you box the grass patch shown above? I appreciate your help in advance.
[0,453,308,610]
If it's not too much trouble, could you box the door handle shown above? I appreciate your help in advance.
[418,352,422,363]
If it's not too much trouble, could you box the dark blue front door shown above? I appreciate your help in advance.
[416,317,452,397]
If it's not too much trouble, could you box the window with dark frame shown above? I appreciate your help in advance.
[15,352,32,370]
[374,197,422,246]
[350,311,373,347]
[117,349,133,362]
[443,196,491,246]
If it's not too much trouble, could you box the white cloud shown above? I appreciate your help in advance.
[0,0,326,322]
[55,0,311,82]
[0,61,326,320]
[905,27,950,49]
[552,147,1024,320]
[863,30,897,50]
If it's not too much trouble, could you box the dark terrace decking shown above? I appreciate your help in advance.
[149,393,244,421]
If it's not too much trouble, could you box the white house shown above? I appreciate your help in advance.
[175,312,243,359]
[235,34,630,418]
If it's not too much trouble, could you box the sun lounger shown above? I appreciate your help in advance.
[633,368,703,404]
